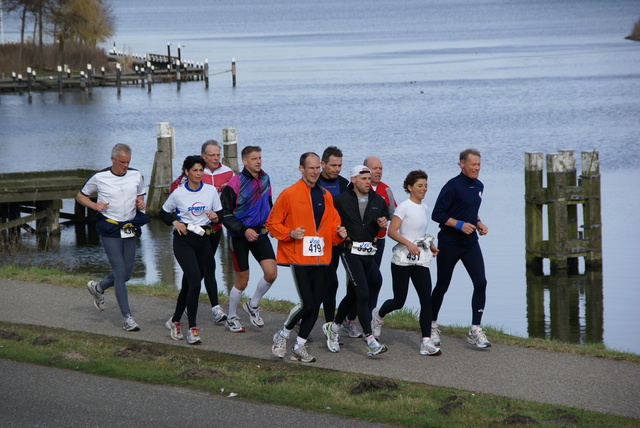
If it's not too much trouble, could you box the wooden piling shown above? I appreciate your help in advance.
[204,59,209,89]
[231,57,236,87]
[546,153,570,272]
[115,63,122,94]
[27,67,33,102]
[558,150,579,273]
[86,64,93,96]
[55,66,64,96]
[581,151,602,269]
[524,152,544,274]
[222,127,239,173]
[176,60,181,91]
[146,122,174,216]
[524,150,602,275]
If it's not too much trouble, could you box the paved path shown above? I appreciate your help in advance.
[1,279,639,421]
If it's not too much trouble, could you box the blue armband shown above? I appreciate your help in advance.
[455,220,464,230]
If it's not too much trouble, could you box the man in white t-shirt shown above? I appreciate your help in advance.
[77,143,148,332]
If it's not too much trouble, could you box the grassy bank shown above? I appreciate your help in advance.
[1,322,638,428]
[0,42,111,77]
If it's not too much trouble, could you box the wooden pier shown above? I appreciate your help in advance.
[0,169,97,238]
[0,55,236,96]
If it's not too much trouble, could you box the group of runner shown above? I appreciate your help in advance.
[80,142,491,361]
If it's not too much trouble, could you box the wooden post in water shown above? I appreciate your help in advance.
[57,66,63,96]
[524,152,544,274]
[86,64,93,96]
[231,58,236,87]
[524,150,602,275]
[558,150,579,273]
[176,60,181,91]
[26,67,33,103]
[204,59,209,89]
[146,122,174,216]
[146,61,152,93]
[580,151,602,269]
[116,63,122,95]
[222,127,239,173]
[546,152,570,272]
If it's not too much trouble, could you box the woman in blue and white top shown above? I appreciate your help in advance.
[371,170,442,356]
[161,155,223,345]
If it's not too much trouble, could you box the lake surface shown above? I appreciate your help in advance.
[1,0,639,353]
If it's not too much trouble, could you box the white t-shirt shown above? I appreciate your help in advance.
[162,182,222,227]
[81,168,145,222]
[390,198,434,267]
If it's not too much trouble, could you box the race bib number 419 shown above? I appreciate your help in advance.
[351,241,377,256]
[303,236,325,257]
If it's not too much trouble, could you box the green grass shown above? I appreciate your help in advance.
[1,322,638,428]
[1,264,638,364]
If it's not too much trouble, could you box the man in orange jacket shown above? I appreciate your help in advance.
[266,152,347,363]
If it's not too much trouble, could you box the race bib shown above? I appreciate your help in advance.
[120,226,135,239]
[397,248,427,265]
[351,241,377,256]
[303,236,325,257]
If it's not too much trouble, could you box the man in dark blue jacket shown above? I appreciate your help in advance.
[430,149,491,349]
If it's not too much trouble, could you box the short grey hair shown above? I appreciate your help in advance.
[460,148,481,162]
[111,143,132,158]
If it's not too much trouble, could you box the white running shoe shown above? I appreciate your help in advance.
[342,319,363,338]
[366,338,388,357]
[123,315,140,331]
[272,331,288,359]
[322,322,340,353]
[226,316,245,333]
[290,344,316,363]
[419,337,442,356]
[187,327,202,345]
[87,280,105,311]
[165,318,183,340]
[467,326,492,348]
[242,302,264,328]
[211,305,227,324]
[371,308,384,338]
[431,327,442,346]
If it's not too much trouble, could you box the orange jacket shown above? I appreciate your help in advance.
[266,179,344,266]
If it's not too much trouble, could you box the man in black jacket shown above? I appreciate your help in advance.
[322,165,389,357]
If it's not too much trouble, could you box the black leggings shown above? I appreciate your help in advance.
[285,265,329,339]
[335,250,381,336]
[321,249,341,322]
[172,231,212,328]
[380,264,433,337]
[431,235,487,325]
[180,229,222,307]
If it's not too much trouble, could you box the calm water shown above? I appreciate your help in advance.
[1,0,639,353]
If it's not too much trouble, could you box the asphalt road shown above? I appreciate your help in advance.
[1,278,638,423]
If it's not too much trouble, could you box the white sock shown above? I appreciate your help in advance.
[365,334,377,345]
[280,327,291,338]
[295,336,307,349]
[431,321,439,328]
[471,324,481,332]
[250,277,272,307]
[228,287,243,319]
[331,322,341,333]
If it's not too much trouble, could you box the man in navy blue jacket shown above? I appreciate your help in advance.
[430,149,491,349]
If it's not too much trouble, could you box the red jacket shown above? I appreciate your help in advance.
[266,180,344,266]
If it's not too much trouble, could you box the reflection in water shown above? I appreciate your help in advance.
[526,271,603,345]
